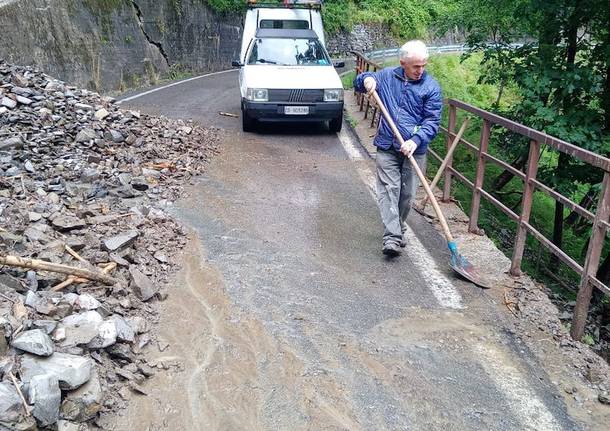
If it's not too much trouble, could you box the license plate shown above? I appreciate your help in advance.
[285,106,309,115]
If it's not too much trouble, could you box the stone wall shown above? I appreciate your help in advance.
[0,1,409,93]
[0,0,242,93]
[326,23,398,56]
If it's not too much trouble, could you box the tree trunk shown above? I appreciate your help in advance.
[596,252,610,285]
[550,153,570,265]
[491,151,528,192]
[565,187,597,226]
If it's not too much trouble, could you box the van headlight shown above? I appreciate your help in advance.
[246,88,268,102]
[324,89,343,102]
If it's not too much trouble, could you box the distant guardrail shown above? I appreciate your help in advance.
[365,43,525,62]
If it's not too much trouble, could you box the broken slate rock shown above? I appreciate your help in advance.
[94,108,109,120]
[74,294,101,311]
[58,419,88,431]
[75,128,97,143]
[129,267,157,301]
[102,230,139,252]
[87,319,117,349]
[1,96,17,109]
[599,392,610,405]
[0,382,22,423]
[28,373,61,426]
[61,311,103,346]
[52,215,86,231]
[21,352,93,390]
[12,329,54,356]
[104,129,124,143]
[0,136,24,150]
[110,315,135,343]
[32,320,58,335]
[60,369,102,422]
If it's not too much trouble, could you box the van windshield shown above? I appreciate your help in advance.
[247,37,331,66]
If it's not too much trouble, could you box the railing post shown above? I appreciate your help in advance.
[359,63,370,112]
[442,104,457,202]
[571,171,610,340]
[510,140,540,276]
[468,119,491,233]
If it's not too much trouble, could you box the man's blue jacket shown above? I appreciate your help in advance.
[353,66,442,155]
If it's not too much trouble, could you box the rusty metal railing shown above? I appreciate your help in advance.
[351,51,610,341]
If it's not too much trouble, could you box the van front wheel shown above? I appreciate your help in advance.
[329,113,343,133]
[242,108,255,132]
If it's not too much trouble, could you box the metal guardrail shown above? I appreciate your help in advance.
[365,43,525,62]
[351,50,610,341]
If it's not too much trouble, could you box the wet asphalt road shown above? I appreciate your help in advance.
[119,70,584,430]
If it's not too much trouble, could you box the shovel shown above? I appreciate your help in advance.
[370,90,490,289]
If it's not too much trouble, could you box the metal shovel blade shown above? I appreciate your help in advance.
[449,250,491,289]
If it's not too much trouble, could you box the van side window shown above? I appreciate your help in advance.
[259,19,309,30]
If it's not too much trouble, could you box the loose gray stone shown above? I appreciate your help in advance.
[130,177,149,191]
[1,96,17,109]
[58,420,88,431]
[21,352,93,390]
[87,319,117,349]
[104,130,124,143]
[52,215,86,231]
[23,160,35,173]
[61,311,103,346]
[94,108,109,120]
[599,392,610,405]
[28,211,42,222]
[0,382,22,423]
[80,168,99,183]
[0,136,23,150]
[12,329,54,356]
[74,103,93,111]
[28,373,61,426]
[44,80,64,92]
[110,315,135,343]
[60,369,102,422]
[129,267,157,301]
[16,95,33,105]
[74,294,100,311]
[75,128,97,143]
[32,320,58,334]
[102,230,138,252]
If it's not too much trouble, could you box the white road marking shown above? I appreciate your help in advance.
[475,344,561,431]
[117,69,235,104]
[337,125,463,309]
[402,226,463,309]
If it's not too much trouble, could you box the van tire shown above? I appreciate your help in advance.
[242,108,255,132]
[329,113,343,133]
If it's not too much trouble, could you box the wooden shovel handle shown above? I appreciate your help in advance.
[370,90,454,243]
[421,118,469,208]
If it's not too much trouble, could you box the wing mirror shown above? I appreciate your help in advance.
[231,60,243,68]
[333,61,345,68]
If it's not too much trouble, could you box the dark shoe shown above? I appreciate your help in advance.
[382,242,401,257]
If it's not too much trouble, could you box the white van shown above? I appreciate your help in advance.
[233,1,344,132]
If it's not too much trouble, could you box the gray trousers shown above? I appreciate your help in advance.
[375,148,427,245]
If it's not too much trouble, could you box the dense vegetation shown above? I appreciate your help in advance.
[204,0,455,38]
[343,0,609,346]
[440,0,610,339]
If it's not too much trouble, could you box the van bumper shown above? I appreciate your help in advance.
[243,100,343,121]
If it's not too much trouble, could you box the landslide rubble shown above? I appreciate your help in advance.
[0,59,219,430]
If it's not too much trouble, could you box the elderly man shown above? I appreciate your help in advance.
[354,40,442,257]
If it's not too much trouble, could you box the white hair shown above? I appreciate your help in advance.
[399,40,429,61]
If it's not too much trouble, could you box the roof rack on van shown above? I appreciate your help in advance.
[246,0,323,10]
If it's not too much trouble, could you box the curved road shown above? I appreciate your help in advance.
[111,70,590,430]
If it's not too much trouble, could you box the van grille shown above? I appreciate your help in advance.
[268,89,324,103]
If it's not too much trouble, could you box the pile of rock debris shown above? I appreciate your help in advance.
[0,59,219,430]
